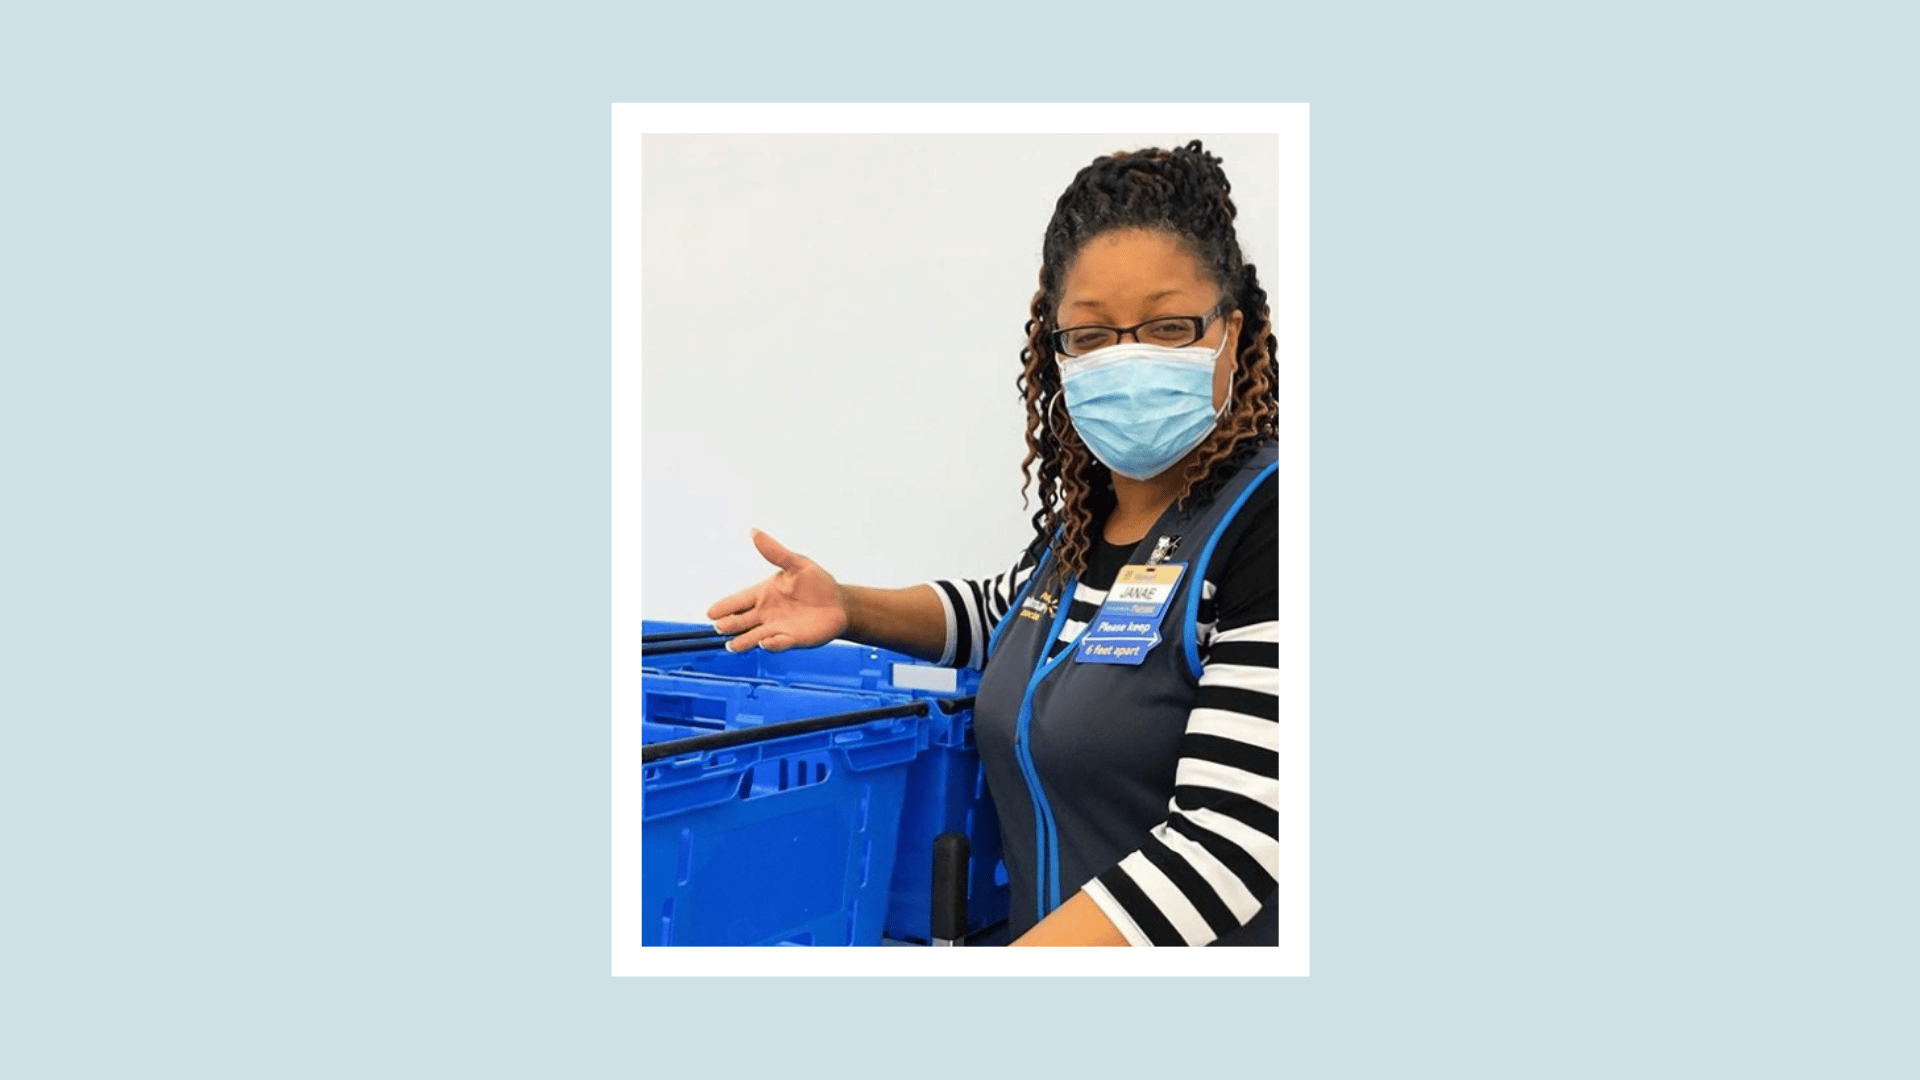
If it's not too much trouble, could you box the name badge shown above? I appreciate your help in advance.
[1075,563,1185,666]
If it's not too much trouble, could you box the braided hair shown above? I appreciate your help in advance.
[1016,140,1280,591]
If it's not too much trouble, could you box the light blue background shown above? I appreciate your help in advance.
[5,3,1914,1078]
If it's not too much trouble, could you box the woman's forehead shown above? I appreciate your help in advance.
[1058,229,1212,314]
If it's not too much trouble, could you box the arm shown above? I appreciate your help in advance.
[707,528,1038,669]
[837,541,1042,665]
[707,530,949,657]
[918,544,1042,670]
[838,584,949,663]
[1009,890,1129,947]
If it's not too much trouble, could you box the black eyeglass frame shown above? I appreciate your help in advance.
[1049,300,1233,359]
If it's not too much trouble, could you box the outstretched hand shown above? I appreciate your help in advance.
[704,529,849,653]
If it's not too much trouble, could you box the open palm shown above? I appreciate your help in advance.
[704,529,849,653]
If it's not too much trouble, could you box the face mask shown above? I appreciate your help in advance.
[1056,332,1231,481]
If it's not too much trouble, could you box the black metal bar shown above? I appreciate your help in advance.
[641,699,931,763]
[641,629,730,644]
[640,638,738,658]
[934,695,977,714]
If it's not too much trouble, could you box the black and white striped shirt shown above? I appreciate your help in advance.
[925,478,1281,946]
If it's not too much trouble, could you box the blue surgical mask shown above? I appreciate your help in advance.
[1057,333,1231,480]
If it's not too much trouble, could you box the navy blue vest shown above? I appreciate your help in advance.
[975,441,1281,946]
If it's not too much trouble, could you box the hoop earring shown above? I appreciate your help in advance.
[1047,392,1071,440]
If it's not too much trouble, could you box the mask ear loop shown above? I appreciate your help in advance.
[1210,311,1240,423]
[1214,343,1236,422]
[1043,323,1070,440]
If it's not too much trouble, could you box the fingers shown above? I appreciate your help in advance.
[707,529,807,648]
[705,586,759,623]
[750,528,805,574]
[724,624,791,653]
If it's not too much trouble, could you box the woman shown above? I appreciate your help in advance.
[706,141,1282,947]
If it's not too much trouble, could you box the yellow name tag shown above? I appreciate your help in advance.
[1108,564,1182,606]
[1077,563,1185,665]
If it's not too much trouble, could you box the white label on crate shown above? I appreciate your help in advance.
[891,663,958,694]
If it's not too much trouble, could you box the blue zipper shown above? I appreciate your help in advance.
[1022,591,1095,915]
[1015,581,1079,922]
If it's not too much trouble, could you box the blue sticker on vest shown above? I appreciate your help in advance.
[1075,563,1185,665]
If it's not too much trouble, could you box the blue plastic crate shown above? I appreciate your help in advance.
[642,672,925,947]
[884,727,1009,943]
[642,621,1009,943]
[641,619,973,698]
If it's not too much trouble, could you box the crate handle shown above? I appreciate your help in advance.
[640,699,931,763]
[930,832,970,947]
[640,637,738,658]
[641,628,730,644]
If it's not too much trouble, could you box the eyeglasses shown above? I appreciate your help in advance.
[1050,302,1229,358]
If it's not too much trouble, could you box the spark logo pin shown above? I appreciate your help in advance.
[1148,535,1181,565]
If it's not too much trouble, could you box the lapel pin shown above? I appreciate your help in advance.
[1149,535,1181,565]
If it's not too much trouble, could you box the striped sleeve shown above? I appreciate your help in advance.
[1084,483,1284,946]
[923,543,1041,670]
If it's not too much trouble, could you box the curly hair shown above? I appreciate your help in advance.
[1016,139,1280,592]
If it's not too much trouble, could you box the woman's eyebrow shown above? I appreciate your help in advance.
[1064,289,1191,313]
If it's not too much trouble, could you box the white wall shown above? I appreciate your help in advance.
[619,131,1298,624]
